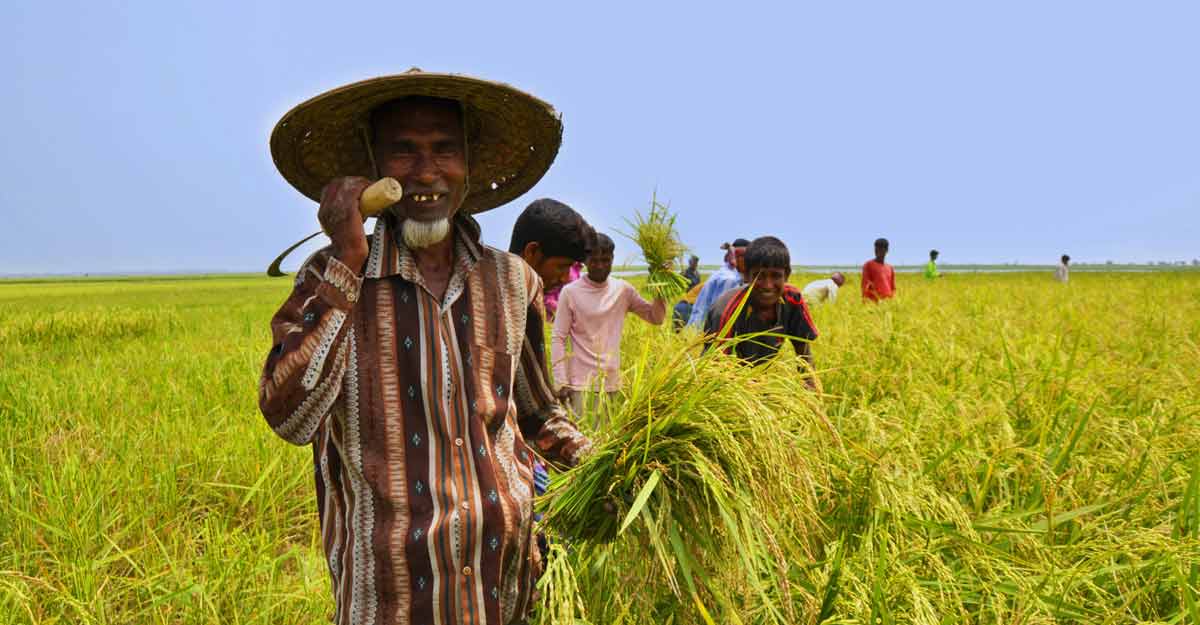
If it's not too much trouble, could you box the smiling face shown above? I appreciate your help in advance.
[370,98,468,224]
[748,266,789,310]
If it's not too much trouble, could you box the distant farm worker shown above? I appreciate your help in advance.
[924,249,941,279]
[1055,254,1070,283]
[686,238,750,327]
[672,280,706,330]
[508,198,596,315]
[552,233,667,428]
[802,271,846,305]
[258,71,596,625]
[682,254,702,289]
[862,237,897,302]
[703,236,819,384]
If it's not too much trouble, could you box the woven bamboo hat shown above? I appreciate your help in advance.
[270,69,563,214]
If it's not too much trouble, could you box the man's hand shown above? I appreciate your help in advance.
[318,177,373,269]
[555,386,572,402]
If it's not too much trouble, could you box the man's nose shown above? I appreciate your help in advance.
[412,153,439,184]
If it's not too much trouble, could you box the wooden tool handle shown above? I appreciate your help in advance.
[360,177,404,217]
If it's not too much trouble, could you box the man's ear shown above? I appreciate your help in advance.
[521,241,542,263]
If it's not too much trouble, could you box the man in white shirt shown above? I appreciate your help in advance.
[1055,254,1070,283]
[802,272,846,304]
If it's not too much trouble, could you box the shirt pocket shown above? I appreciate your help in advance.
[468,340,516,428]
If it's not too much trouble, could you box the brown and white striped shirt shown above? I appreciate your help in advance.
[259,214,591,625]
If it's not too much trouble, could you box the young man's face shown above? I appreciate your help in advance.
[586,248,614,283]
[875,244,889,261]
[371,100,467,224]
[748,267,789,310]
[523,245,576,291]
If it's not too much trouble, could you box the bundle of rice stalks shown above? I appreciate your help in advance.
[622,193,690,300]
[538,325,839,625]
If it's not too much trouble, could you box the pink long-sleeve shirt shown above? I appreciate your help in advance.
[551,276,666,392]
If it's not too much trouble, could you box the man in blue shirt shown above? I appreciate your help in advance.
[687,238,750,327]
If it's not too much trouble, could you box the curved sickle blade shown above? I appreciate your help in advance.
[267,230,324,277]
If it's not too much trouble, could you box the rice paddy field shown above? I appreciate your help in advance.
[1,270,1198,624]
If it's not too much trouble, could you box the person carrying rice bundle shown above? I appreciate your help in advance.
[703,236,820,383]
[257,69,598,625]
[551,233,666,429]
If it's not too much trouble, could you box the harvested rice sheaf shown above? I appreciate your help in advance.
[622,194,691,300]
[539,327,835,625]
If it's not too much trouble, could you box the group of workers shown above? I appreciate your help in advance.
[256,69,1074,625]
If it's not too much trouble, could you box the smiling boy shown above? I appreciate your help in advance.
[703,236,818,377]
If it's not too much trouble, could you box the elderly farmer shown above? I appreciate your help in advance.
[259,71,593,625]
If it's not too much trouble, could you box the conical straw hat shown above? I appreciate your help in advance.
[270,69,562,214]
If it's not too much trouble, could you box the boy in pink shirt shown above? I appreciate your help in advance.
[551,233,666,428]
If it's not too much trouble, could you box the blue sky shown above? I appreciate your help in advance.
[2,1,1198,274]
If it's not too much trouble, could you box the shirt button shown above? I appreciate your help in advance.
[462,566,472,577]
[454,438,464,447]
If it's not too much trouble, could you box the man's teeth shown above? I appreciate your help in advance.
[411,194,442,203]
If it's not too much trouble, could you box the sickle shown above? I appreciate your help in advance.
[266,178,404,276]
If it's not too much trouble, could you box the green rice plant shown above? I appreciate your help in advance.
[621,192,690,300]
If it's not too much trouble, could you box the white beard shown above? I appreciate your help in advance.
[401,218,451,249]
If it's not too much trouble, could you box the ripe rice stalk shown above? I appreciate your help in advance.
[621,192,690,300]
[538,322,835,624]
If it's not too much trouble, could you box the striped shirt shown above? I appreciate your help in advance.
[259,214,591,625]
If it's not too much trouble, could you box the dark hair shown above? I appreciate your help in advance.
[1062,254,1070,263]
[744,236,791,274]
[930,249,939,259]
[732,238,751,248]
[508,198,594,262]
[591,233,615,254]
[874,238,889,249]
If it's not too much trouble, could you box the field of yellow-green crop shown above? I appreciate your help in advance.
[1,271,1198,624]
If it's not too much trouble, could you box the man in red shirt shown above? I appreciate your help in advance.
[862,237,896,301]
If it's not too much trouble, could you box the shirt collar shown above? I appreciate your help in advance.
[363,213,483,282]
